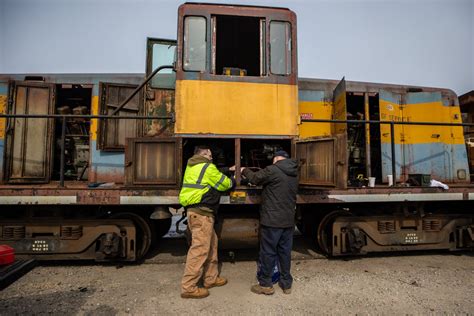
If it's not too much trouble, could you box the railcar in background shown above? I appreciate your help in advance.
[0,3,472,261]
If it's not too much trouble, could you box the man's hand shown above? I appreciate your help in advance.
[229,165,236,172]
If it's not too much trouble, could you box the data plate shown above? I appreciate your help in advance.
[404,233,420,244]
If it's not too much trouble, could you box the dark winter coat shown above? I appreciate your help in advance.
[242,159,298,228]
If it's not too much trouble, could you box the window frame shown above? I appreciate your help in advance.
[269,20,292,76]
[182,15,208,72]
[146,37,177,90]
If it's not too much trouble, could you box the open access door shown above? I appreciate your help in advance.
[296,77,348,189]
[332,77,347,135]
[379,90,404,182]
[5,81,55,183]
[143,38,176,137]
[296,136,346,188]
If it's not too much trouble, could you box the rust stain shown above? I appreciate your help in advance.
[0,95,6,138]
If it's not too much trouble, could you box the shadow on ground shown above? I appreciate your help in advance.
[0,288,117,315]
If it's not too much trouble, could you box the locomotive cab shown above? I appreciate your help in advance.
[174,3,298,136]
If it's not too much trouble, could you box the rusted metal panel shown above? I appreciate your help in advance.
[143,89,175,136]
[332,77,347,135]
[0,196,77,204]
[335,133,348,189]
[98,82,143,151]
[296,138,336,186]
[331,215,473,255]
[0,219,136,261]
[143,38,176,137]
[124,137,181,187]
[5,81,55,183]
[76,190,120,204]
[216,218,259,248]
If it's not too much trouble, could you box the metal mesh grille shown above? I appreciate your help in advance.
[422,220,441,231]
[377,221,396,233]
[2,226,26,240]
[61,226,83,239]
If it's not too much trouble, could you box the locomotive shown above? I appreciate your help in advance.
[0,3,472,261]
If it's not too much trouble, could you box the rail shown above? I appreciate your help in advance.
[0,114,472,188]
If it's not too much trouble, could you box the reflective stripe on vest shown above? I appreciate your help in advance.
[213,174,226,189]
[182,163,210,189]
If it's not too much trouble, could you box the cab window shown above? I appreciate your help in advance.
[183,16,207,71]
[148,39,176,89]
[214,15,263,77]
[270,21,292,75]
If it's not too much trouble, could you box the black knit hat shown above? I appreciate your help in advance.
[273,150,289,159]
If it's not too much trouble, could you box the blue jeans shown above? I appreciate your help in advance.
[258,225,294,289]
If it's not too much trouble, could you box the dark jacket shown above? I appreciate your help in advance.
[242,159,298,228]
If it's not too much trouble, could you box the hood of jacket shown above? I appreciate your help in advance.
[187,154,211,166]
[274,158,298,177]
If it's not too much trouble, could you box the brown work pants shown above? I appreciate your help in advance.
[181,211,218,293]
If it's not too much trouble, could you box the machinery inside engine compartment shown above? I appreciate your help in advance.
[182,138,292,185]
[52,84,91,181]
[345,92,382,187]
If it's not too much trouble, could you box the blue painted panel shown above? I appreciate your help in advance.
[379,90,402,181]
[0,84,8,95]
[298,90,325,102]
[389,143,469,183]
[381,143,404,182]
[379,90,401,105]
[406,92,442,105]
[90,140,125,182]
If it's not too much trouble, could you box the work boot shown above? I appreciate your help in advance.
[204,276,228,289]
[279,283,292,294]
[181,288,209,299]
[251,284,275,295]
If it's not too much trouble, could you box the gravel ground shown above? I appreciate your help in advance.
[0,242,473,315]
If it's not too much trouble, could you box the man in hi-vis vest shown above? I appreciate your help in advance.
[179,145,233,299]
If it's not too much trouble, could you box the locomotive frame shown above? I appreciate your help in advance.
[0,3,473,261]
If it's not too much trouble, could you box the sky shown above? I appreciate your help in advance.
[0,0,473,95]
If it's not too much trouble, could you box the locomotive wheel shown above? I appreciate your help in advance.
[110,212,153,260]
[317,210,352,256]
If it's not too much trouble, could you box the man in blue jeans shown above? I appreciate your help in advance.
[241,150,298,295]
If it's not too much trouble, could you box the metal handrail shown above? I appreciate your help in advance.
[1,114,471,188]
[0,114,173,119]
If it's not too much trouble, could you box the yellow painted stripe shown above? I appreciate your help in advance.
[0,95,6,139]
[380,100,465,145]
[403,101,464,145]
[298,100,333,138]
[175,80,298,135]
[90,95,99,141]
